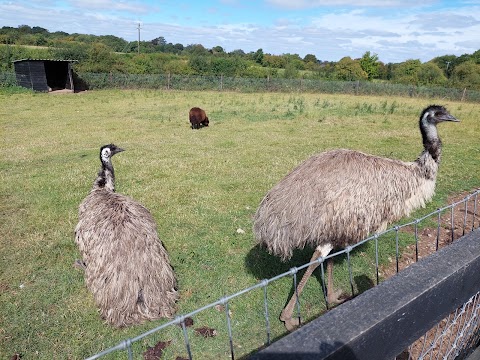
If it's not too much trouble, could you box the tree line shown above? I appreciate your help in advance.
[1,24,480,90]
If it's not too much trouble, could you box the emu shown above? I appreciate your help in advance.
[75,144,178,327]
[189,107,209,129]
[253,105,459,330]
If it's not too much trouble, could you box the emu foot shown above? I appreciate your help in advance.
[327,288,348,307]
[280,309,301,331]
[73,259,86,271]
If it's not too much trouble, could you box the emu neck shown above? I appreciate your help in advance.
[420,121,442,163]
[93,161,115,192]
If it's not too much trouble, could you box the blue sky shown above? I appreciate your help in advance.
[1,0,479,63]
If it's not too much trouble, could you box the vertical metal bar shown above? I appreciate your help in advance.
[180,317,193,360]
[395,226,400,273]
[346,247,354,296]
[319,259,329,309]
[414,220,419,262]
[436,210,441,251]
[224,300,235,360]
[462,196,468,236]
[473,192,478,230]
[374,235,379,285]
[291,267,302,326]
[261,280,271,345]
[126,339,133,360]
[450,206,455,242]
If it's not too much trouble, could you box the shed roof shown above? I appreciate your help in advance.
[13,59,77,63]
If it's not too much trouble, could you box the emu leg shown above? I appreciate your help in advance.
[280,244,333,331]
[326,258,344,305]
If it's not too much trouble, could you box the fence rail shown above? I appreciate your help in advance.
[86,189,480,360]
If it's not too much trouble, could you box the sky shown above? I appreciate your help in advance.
[1,0,480,63]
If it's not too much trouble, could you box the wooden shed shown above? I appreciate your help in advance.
[13,59,76,92]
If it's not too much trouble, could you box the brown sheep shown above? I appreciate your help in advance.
[189,107,209,129]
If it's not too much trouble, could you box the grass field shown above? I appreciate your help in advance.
[0,89,479,359]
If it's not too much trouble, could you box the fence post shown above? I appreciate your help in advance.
[220,74,223,91]
[167,72,171,90]
[462,87,467,101]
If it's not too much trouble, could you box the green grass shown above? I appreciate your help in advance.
[0,89,478,359]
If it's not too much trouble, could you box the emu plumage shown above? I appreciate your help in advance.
[253,105,459,330]
[75,144,178,327]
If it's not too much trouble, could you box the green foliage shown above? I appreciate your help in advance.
[335,56,368,81]
[451,61,480,89]
[417,62,447,86]
[392,59,422,85]
[49,41,90,62]
[359,51,379,80]
[283,62,300,78]
[252,48,264,64]
[0,44,50,71]
[262,53,286,68]
[189,55,209,74]
[304,53,318,63]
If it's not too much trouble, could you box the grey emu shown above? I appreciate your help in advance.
[75,144,178,327]
[253,105,459,330]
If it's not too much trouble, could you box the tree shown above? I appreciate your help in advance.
[211,46,224,54]
[253,48,264,64]
[185,44,208,56]
[262,54,286,68]
[189,55,210,74]
[359,51,379,80]
[334,57,368,81]
[151,36,166,46]
[417,62,447,86]
[84,43,115,72]
[392,59,422,85]
[431,55,457,78]
[451,61,480,89]
[283,62,299,78]
[304,54,318,63]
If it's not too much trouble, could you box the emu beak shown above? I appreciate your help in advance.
[441,114,460,122]
[113,147,125,155]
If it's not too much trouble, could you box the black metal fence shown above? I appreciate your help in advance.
[86,190,480,360]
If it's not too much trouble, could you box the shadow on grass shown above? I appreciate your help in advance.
[244,244,376,310]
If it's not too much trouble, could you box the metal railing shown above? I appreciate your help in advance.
[87,189,480,359]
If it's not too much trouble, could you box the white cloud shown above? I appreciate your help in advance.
[266,0,434,10]
[68,0,153,14]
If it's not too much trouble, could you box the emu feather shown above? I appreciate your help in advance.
[75,144,178,327]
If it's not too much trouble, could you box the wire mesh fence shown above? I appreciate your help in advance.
[73,73,480,102]
[403,291,480,360]
[2,70,480,101]
[86,189,479,360]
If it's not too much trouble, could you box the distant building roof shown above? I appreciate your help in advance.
[13,59,77,63]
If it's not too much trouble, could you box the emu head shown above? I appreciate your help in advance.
[419,105,459,162]
[420,105,459,126]
[100,144,124,165]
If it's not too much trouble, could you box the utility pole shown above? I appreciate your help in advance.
[137,22,141,54]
